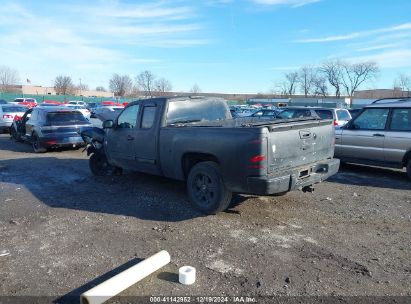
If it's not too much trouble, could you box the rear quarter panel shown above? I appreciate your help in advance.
[159,127,265,192]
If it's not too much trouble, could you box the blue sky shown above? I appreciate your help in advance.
[1,0,411,93]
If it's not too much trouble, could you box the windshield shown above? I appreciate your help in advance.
[46,111,89,125]
[1,106,27,113]
[166,98,230,125]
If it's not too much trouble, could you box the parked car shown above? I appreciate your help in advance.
[14,98,37,105]
[43,100,63,105]
[82,96,340,214]
[372,97,411,104]
[335,100,411,179]
[0,99,8,104]
[67,100,86,107]
[10,106,93,152]
[277,107,351,126]
[65,105,91,119]
[93,106,124,121]
[248,109,279,120]
[0,105,27,133]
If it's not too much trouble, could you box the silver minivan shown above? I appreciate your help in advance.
[335,100,411,179]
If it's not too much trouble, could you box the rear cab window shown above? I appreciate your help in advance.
[166,98,230,125]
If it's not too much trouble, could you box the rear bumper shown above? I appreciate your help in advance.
[39,135,85,148]
[247,158,340,195]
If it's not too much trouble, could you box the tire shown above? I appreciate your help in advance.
[407,160,411,181]
[89,153,122,176]
[187,161,232,214]
[32,133,47,153]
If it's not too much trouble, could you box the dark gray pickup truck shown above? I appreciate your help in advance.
[85,97,339,214]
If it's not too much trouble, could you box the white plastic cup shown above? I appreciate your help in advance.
[179,266,196,285]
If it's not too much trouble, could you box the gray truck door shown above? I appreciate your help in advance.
[133,101,160,175]
[105,104,140,169]
[339,108,389,161]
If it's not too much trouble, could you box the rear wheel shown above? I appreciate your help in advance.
[187,161,232,214]
[32,133,47,153]
[407,160,411,180]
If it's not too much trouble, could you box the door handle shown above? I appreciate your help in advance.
[127,135,135,141]
[372,133,385,137]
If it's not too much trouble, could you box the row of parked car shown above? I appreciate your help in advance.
[230,105,358,126]
[2,96,411,180]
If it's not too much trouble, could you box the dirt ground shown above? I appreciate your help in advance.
[0,133,410,303]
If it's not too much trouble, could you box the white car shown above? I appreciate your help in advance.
[0,104,27,132]
[93,106,124,121]
[65,105,91,119]
[67,100,86,107]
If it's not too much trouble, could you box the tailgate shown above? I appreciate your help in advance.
[266,119,334,174]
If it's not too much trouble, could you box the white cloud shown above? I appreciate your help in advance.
[295,22,411,43]
[252,0,321,8]
[347,49,411,69]
[0,1,208,88]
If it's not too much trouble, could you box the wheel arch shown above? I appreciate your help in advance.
[182,152,220,180]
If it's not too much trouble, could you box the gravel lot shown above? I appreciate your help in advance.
[0,133,410,303]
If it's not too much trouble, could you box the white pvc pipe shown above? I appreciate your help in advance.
[80,250,171,304]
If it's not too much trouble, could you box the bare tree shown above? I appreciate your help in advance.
[284,71,299,96]
[190,83,201,94]
[54,75,75,95]
[109,74,132,97]
[394,73,411,97]
[312,74,328,97]
[340,61,379,97]
[0,65,19,92]
[155,78,172,96]
[77,83,89,91]
[298,66,316,97]
[95,86,106,92]
[321,60,344,97]
[136,70,156,97]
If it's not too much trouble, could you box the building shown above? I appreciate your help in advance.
[7,85,114,98]
[354,89,410,99]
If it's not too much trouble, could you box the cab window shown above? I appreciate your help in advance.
[141,106,157,129]
[352,108,389,130]
[117,105,139,128]
[390,108,411,131]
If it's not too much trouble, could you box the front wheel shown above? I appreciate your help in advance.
[89,153,122,176]
[10,127,21,141]
[187,161,232,214]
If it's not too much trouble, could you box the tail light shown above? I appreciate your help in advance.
[13,115,22,121]
[250,155,266,163]
[333,120,338,126]
[3,114,13,119]
[248,154,266,169]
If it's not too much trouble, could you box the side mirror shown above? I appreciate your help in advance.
[102,120,114,128]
